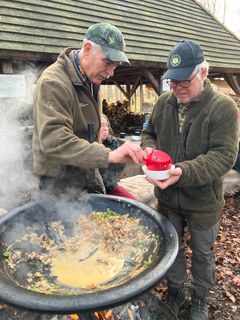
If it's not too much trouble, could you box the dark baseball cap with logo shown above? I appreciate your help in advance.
[162,40,204,81]
[85,22,130,65]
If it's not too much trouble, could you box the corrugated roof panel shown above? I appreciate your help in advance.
[1,0,240,69]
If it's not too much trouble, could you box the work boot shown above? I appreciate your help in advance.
[166,287,186,316]
[189,290,208,320]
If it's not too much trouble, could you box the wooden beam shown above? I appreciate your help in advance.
[2,62,13,74]
[113,81,130,100]
[0,50,57,62]
[223,74,240,95]
[129,75,141,97]
[143,68,161,95]
[113,75,142,101]
[126,84,131,111]
[126,83,131,95]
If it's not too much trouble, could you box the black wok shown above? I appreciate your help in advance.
[0,194,178,314]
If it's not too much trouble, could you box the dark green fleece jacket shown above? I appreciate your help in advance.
[141,79,239,224]
[33,48,110,192]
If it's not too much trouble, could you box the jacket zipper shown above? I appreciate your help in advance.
[173,106,181,163]
[183,122,192,153]
[173,105,181,209]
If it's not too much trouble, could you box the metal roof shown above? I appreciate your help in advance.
[1,0,240,71]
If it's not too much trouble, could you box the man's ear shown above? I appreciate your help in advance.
[82,41,92,55]
[200,67,208,80]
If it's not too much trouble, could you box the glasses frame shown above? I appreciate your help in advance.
[166,69,199,89]
[100,123,109,128]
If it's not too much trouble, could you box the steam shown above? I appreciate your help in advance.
[0,65,95,213]
[0,66,38,211]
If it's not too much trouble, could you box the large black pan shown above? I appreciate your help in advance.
[0,194,178,314]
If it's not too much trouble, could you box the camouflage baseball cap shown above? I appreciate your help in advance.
[85,23,130,65]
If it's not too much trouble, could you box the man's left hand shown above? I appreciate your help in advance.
[145,166,182,189]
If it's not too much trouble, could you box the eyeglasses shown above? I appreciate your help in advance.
[166,70,199,89]
[101,123,109,128]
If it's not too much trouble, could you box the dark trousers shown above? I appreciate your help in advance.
[159,207,220,291]
[233,150,240,172]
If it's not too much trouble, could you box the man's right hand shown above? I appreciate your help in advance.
[144,147,154,155]
[108,141,147,164]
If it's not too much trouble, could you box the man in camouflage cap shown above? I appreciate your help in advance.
[85,22,130,65]
[33,23,146,195]
[77,22,130,86]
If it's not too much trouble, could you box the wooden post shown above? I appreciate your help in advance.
[140,84,144,113]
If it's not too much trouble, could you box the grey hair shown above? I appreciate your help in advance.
[194,60,209,81]
[82,38,103,53]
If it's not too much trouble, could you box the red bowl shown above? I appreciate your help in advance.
[145,150,172,171]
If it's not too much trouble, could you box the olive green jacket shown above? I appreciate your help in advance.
[33,48,110,192]
[141,79,239,223]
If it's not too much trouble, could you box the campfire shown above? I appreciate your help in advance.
[70,310,114,320]
[68,292,178,320]
[94,311,114,320]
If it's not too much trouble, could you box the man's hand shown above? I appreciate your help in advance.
[144,147,154,155]
[145,166,182,189]
[108,141,147,164]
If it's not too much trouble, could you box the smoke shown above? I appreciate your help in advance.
[0,66,39,211]
[0,65,97,212]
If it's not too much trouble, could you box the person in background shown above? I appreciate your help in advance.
[141,40,239,319]
[99,114,136,200]
[33,22,146,195]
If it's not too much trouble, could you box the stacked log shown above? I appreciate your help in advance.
[102,100,129,133]
[102,100,145,134]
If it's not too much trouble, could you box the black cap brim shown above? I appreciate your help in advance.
[162,65,196,81]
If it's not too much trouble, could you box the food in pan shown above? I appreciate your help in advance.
[2,209,159,294]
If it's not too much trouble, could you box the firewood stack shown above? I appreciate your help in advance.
[102,100,145,134]
[102,100,129,134]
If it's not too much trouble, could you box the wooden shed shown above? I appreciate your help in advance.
[1,0,240,98]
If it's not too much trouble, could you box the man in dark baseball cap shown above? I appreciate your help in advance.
[162,40,204,81]
[141,38,239,320]
[85,22,130,65]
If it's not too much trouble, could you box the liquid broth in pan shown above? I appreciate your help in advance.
[3,209,160,294]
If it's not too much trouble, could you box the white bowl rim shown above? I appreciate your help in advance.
[142,164,175,180]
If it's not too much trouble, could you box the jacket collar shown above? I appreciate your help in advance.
[58,47,85,86]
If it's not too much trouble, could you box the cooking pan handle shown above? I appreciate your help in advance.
[87,122,95,143]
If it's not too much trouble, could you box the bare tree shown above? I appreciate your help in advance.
[196,0,240,37]
[197,0,218,17]
[223,0,227,24]
[196,0,228,25]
